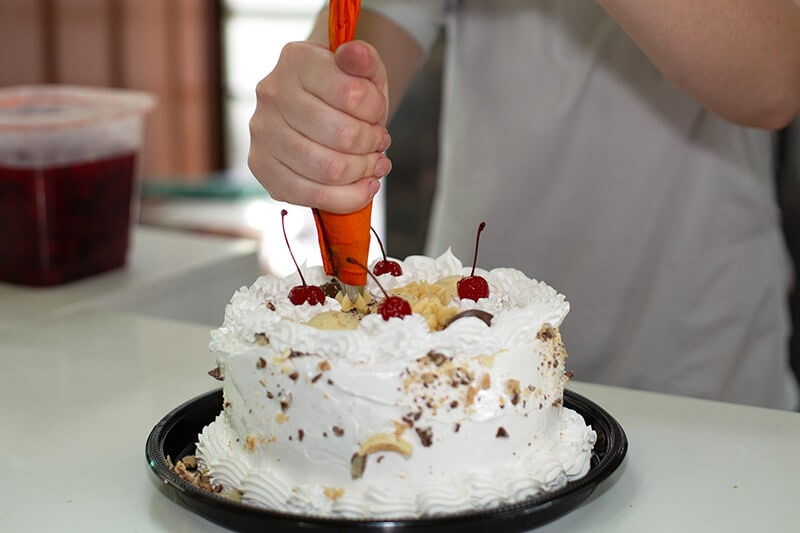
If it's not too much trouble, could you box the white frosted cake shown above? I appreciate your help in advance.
[194,250,596,518]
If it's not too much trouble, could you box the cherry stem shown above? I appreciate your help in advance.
[370,226,389,261]
[281,209,307,287]
[469,221,486,277]
[347,257,389,298]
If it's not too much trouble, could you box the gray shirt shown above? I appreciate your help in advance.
[363,0,799,409]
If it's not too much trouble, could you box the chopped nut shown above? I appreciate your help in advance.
[323,487,345,501]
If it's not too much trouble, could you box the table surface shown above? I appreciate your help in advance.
[1,310,799,532]
[0,226,259,328]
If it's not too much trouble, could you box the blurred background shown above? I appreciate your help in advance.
[1,0,798,380]
[0,0,441,275]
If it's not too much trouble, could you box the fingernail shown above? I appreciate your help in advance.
[368,180,381,198]
[374,157,391,177]
[378,131,392,152]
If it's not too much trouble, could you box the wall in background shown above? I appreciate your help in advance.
[0,0,223,181]
[220,0,323,179]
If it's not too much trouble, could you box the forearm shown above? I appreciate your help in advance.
[597,0,800,130]
[310,8,424,119]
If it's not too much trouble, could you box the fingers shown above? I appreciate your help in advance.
[264,115,391,184]
[295,40,389,128]
[249,149,384,214]
[248,39,392,213]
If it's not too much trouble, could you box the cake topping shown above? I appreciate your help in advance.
[371,226,403,276]
[444,309,494,328]
[347,257,412,320]
[457,221,490,301]
[282,209,326,306]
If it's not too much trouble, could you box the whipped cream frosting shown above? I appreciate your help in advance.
[196,249,596,518]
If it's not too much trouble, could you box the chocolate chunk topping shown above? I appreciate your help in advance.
[332,426,345,437]
[320,280,341,298]
[208,367,223,381]
[428,351,450,367]
[288,371,300,382]
[415,426,434,447]
[444,309,494,329]
[256,357,267,369]
[280,393,292,412]
[496,427,509,438]
[311,373,323,384]
[536,324,556,341]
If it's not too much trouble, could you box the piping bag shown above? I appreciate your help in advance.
[313,0,370,302]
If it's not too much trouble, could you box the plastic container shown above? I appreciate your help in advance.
[0,85,155,286]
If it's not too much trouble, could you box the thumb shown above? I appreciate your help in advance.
[334,41,389,121]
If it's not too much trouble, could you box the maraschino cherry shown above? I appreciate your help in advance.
[346,257,412,320]
[281,209,325,305]
[457,221,490,301]
[371,227,402,276]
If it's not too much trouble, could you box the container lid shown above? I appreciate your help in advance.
[0,85,156,132]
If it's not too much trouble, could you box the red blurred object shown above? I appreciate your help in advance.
[0,153,137,286]
[0,85,154,286]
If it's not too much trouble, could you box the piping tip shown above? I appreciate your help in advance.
[338,281,363,303]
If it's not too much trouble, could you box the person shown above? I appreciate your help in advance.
[247,1,800,410]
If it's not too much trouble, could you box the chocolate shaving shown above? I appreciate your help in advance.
[444,309,494,329]
[280,393,292,412]
[288,371,300,382]
[427,351,450,367]
[208,367,223,381]
[496,427,509,438]
[415,426,434,447]
[536,324,556,341]
[320,280,341,299]
[256,357,267,369]
[332,426,345,437]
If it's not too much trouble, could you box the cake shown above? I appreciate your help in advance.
[194,249,596,518]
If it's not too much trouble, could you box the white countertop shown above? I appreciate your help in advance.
[0,226,260,328]
[1,309,798,532]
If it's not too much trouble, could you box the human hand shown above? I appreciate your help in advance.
[248,40,392,214]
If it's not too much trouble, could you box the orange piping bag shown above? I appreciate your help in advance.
[313,0,371,296]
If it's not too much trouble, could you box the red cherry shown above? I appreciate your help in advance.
[457,221,489,301]
[289,285,326,306]
[378,296,413,320]
[346,257,412,320]
[371,227,402,276]
[374,259,403,276]
[282,209,325,306]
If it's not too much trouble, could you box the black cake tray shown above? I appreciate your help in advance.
[146,388,628,532]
